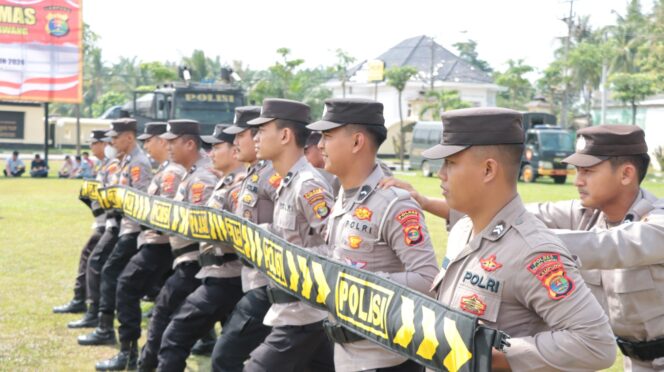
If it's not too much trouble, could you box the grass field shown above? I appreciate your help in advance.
[1,164,663,371]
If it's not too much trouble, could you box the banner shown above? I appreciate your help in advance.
[0,0,82,103]
[80,181,509,372]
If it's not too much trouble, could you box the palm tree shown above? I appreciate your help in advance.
[386,66,418,170]
[419,90,471,119]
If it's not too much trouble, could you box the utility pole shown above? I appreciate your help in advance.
[561,0,574,128]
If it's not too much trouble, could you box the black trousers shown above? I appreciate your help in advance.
[99,232,139,315]
[73,226,105,301]
[211,286,272,372]
[86,226,120,307]
[244,321,335,372]
[139,261,201,370]
[157,276,244,372]
[116,243,173,342]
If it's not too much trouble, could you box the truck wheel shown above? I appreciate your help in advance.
[553,176,567,184]
[521,165,536,183]
[422,161,432,177]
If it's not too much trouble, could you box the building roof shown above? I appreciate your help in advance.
[348,35,493,84]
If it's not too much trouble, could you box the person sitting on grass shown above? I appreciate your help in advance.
[4,151,25,177]
[58,155,75,178]
[30,154,49,178]
[73,154,94,179]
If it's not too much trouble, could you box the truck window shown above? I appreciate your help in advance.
[413,128,427,144]
[539,132,575,151]
[428,129,441,145]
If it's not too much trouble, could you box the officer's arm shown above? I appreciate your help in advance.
[555,211,664,269]
[507,248,616,371]
[159,169,184,199]
[378,177,450,219]
[131,159,154,192]
[383,202,439,294]
[524,200,578,229]
[298,180,334,255]
[189,177,216,206]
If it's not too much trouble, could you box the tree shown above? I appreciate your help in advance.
[610,72,656,125]
[493,59,534,110]
[91,91,128,118]
[607,0,646,74]
[419,90,471,119]
[334,49,356,97]
[386,66,418,170]
[567,41,605,117]
[453,39,492,73]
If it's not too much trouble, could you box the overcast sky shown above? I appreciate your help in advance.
[83,0,653,79]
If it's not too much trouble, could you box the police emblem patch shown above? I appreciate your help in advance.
[251,174,259,182]
[396,209,424,246]
[343,257,367,269]
[348,235,362,249]
[576,136,587,152]
[190,183,206,204]
[268,173,282,188]
[459,294,486,316]
[161,172,176,194]
[479,255,502,272]
[353,206,373,221]
[130,166,141,183]
[313,201,330,219]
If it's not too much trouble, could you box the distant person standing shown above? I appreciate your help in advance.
[30,154,49,178]
[4,151,25,177]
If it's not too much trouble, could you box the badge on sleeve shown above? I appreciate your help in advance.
[303,187,325,205]
[190,183,207,204]
[527,253,575,300]
[130,166,141,184]
[161,172,176,194]
[313,201,330,219]
[396,209,424,246]
[348,235,362,249]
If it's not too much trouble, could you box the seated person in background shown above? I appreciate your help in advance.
[58,155,75,178]
[73,154,94,179]
[4,151,25,177]
[30,154,49,178]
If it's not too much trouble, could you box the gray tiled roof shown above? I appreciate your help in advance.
[350,35,494,84]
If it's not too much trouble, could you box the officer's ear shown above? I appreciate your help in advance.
[620,163,637,186]
[351,131,366,154]
[482,158,499,183]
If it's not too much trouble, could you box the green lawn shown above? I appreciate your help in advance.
[2,167,663,371]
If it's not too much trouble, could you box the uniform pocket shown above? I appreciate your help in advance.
[241,191,258,207]
[275,211,297,231]
[452,282,503,323]
[613,267,654,293]
[612,267,664,322]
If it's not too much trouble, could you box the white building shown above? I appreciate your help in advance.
[325,35,502,127]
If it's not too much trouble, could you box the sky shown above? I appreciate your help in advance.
[83,0,653,78]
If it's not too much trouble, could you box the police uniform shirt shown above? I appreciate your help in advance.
[435,196,616,371]
[262,156,335,327]
[327,164,439,372]
[169,155,218,268]
[527,190,664,370]
[196,165,246,279]
[236,160,279,292]
[140,161,186,246]
[101,157,123,231]
[118,145,153,236]
[90,157,109,230]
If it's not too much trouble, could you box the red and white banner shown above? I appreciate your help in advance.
[0,0,82,103]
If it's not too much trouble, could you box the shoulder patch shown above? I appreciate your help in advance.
[161,172,176,194]
[190,183,207,204]
[313,200,330,219]
[527,253,575,300]
[303,187,325,205]
[396,209,424,246]
[130,166,141,183]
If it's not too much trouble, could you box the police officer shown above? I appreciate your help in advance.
[69,129,124,330]
[54,130,110,314]
[210,106,279,372]
[423,108,616,371]
[155,124,246,371]
[526,125,664,371]
[308,98,440,372]
[138,119,218,371]
[79,118,153,346]
[95,123,186,370]
[243,98,335,372]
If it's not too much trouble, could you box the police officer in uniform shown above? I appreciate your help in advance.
[243,98,335,372]
[308,98,440,372]
[54,130,110,314]
[526,125,664,371]
[156,124,246,371]
[69,129,124,330]
[95,123,186,370]
[138,119,218,371]
[423,108,616,371]
[210,106,280,372]
[79,118,153,346]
